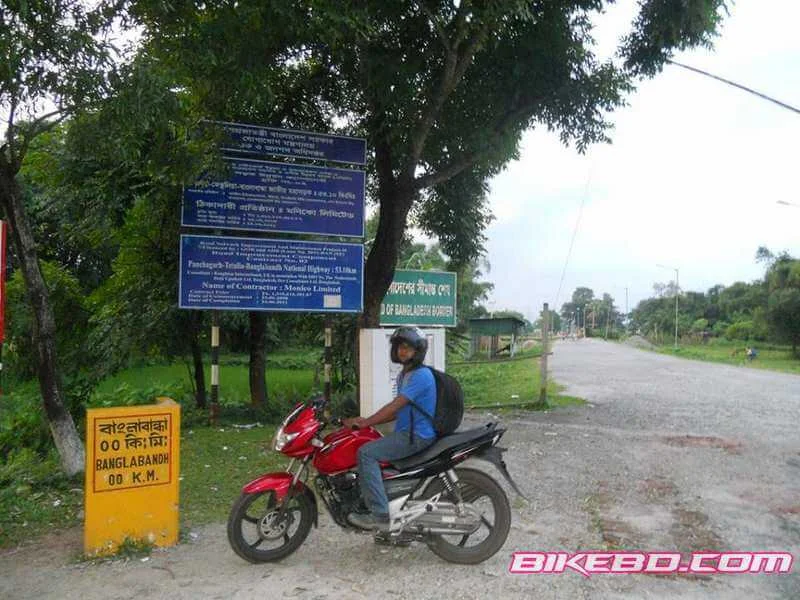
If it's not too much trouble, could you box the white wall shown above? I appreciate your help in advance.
[358,328,445,417]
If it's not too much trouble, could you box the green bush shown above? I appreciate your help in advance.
[0,447,62,489]
[4,261,95,382]
[725,320,754,341]
[0,388,52,459]
[0,447,83,548]
[86,379,193,409]
[712,320,730,337]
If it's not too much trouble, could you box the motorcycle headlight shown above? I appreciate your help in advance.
[273,426,299,451]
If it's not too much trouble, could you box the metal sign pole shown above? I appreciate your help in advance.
[324,318,333,404]
[210,310,220,425]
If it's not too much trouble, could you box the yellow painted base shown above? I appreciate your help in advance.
[84,399,180,556]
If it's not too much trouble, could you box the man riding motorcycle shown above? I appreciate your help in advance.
[343,326,437,531]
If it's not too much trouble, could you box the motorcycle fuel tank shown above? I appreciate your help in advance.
[313,427,381,474]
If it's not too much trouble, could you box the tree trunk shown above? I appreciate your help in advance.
[0,168,85,476]
[361,181,414,327]
[248,311,267,407]
[189,311,206,408]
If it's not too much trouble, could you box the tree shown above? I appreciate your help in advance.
[0,1,124,475]
[717,281,766,323]
[24,55,216,410]
[453,257,493,330]
[534,309,560,333]
[764,256,800,356]
[133,0,729,329]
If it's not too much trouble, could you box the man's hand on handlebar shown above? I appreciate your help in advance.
[342,416,368,430]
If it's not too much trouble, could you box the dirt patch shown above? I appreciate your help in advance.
[639,477,679,502]
[669,508,724,553]
[772,505,800,516]
[0,526,82,566]
[596,517,642,549]
[584,482,645,550]
[663,435,743,455]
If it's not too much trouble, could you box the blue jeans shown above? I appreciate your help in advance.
[357,431,435,518]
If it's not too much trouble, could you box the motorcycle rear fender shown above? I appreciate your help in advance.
[242,472,318,528]
[475,445,528,500]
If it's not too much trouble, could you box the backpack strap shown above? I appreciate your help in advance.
[406,398,435,445]
[401,365,435,444]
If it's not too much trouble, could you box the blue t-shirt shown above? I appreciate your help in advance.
[394,367,437,440]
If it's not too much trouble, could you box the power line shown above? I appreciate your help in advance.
[554,167,592,311]
[666,59,800,115]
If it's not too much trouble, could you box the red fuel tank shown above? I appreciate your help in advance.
[313,427,381,474]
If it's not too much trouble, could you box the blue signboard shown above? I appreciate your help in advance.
[182,158,365,237]
[209,120,366,165]
[179,235,363,313]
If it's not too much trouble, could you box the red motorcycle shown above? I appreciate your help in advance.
[227,398,524,565]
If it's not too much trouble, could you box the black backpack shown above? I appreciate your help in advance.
[407,366,464,440]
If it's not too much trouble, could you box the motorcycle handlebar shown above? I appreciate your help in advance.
[307,398,354,430]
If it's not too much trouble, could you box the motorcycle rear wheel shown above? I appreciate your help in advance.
[423,467,511,565]
[227,489,314,563]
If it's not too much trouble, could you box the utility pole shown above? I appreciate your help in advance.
[657,264,680,349]
[538,303,549,406]
[674,269,680,349]
[625,288,628,319]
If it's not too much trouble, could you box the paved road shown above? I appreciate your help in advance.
[2,339,799,599]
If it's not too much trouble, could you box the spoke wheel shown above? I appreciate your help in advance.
[227,489,313,563]
[422,468,511,565]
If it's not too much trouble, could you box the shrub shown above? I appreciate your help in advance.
[0,388,52,459]
[725,321,754,341]
[712,320,730,337]
[4,261,94,382]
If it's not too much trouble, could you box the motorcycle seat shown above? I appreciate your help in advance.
[390,423,497,471]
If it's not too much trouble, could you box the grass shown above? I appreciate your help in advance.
[91,350,319,407]
[0,451,85,548]
[449,352,585,410]
[0,425,288,548]
[179,425,286,527]
[651,339,800,375]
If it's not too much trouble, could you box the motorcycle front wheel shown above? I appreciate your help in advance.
[227,489,314,563]
[422,467,511,565]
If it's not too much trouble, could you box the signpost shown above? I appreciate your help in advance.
[182,157,365,237]
[84,400,180,555]
[210,120,367,165]
[379,269,457,327]
[181,121,367,416]
[179,234,364,313]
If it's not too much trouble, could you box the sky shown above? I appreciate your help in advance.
[482,0,800,322]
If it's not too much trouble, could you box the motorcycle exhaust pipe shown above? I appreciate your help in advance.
[406,513,481,536]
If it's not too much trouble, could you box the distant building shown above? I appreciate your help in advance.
[468,317,527,358]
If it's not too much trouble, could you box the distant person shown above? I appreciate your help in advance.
[746,347,757,362]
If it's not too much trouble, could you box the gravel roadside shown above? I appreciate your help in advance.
[1,338,798,599]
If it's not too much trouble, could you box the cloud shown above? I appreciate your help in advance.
[482,0,800,319]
